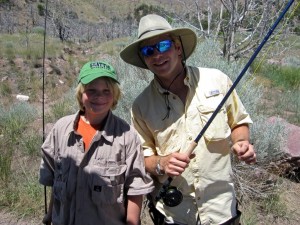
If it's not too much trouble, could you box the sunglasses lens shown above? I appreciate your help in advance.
[141,46,154,57]
[157,40,172,53]
[140,40,173,57]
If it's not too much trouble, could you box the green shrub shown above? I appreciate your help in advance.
[0,103,37,183]
[32,26,45,35]
[0,102,37,138]
[253,63,300,90]
[4,42,15,61]
[0,82,12,97]
[37,4,45,16]
[262,193,287,217]
[0,0,10,4]
[21,131,43,157]
[47,88,77,123]
[0,140,13,181]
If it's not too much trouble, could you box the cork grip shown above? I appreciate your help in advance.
[185,141,198,156]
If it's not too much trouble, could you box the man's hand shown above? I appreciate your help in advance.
[231,140,256,164]
[160,152,190,176]
[42,212,52,225]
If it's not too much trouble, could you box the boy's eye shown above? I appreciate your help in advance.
[85,89,111,96]
[86,89,96,95]
[103,90,111,95]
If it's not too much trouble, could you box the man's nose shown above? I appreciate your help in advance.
[151,47,162,57]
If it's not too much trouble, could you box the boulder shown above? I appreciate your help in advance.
[268,117,300,180]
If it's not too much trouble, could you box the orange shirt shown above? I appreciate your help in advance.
[77,116,97,151]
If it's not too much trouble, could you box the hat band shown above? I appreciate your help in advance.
[138,28,167,39]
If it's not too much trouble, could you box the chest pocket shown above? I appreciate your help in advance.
[91,165,127,205]
[197,98,231,141]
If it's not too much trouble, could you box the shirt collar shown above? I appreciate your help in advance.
[152,66,192,93]
[72,110,114,144]
[100,110,114,143]
[184,66,192,88]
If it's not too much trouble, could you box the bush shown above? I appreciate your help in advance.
[37,4,45,16]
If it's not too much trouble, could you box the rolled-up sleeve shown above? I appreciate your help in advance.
[225,76,253,129]
[39,128,56,186]
[125,127,154,195]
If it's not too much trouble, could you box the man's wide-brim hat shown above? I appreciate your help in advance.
[120,14,197,69]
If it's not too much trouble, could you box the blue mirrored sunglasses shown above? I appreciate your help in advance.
[140,40,173,57]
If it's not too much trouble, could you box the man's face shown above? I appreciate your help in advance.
[140,34,183,78]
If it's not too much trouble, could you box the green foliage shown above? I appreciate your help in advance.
[0,102,37,138]
[46,88,77,123]
[251,115,288,163]
[10,170,44,217]
[262,194,287,217]
[37,4,45,16]
[295,26,300,35]
[0,0,10,4]
[290,1,300,21]
[0,102,43,218]
[0,170,44,220]
[0,81,12,97]
[251,59,300,125]
[0,182,19,207]
[240,203,259,225]
[253,62,300,90]
[32,26,45,35]
[21,131,43,157]
[4,42,15,62]
[0,103,37,182]
[134,3,166,22]
[0,33,64,61]
[114,57,151,122]
[0,140,13,182]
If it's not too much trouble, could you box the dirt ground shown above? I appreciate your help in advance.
[1,179,299,225]
[0,210,39,225]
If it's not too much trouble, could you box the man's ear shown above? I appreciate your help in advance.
[175,42,182,56]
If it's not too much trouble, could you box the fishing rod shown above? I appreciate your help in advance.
[42,0,49,224]
[156,0,296,207]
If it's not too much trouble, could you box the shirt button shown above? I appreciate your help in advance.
[197,197,201,200]
[188,136,192,140]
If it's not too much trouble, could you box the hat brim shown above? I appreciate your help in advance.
[120,28,197,69]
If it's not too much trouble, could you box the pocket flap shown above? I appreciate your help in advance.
[92,164,127,177]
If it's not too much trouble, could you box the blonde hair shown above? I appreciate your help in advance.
[76,77,121,111]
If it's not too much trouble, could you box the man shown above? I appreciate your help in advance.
[120,14,256,225]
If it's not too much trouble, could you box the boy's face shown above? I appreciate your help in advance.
[82,77,114,118]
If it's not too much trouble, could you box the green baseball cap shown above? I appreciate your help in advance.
[78,61,119,84]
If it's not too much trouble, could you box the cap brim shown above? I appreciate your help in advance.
[80,72,119,84]
[120,28,197,69]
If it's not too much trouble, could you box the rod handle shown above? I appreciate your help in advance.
[185,141,198,156]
